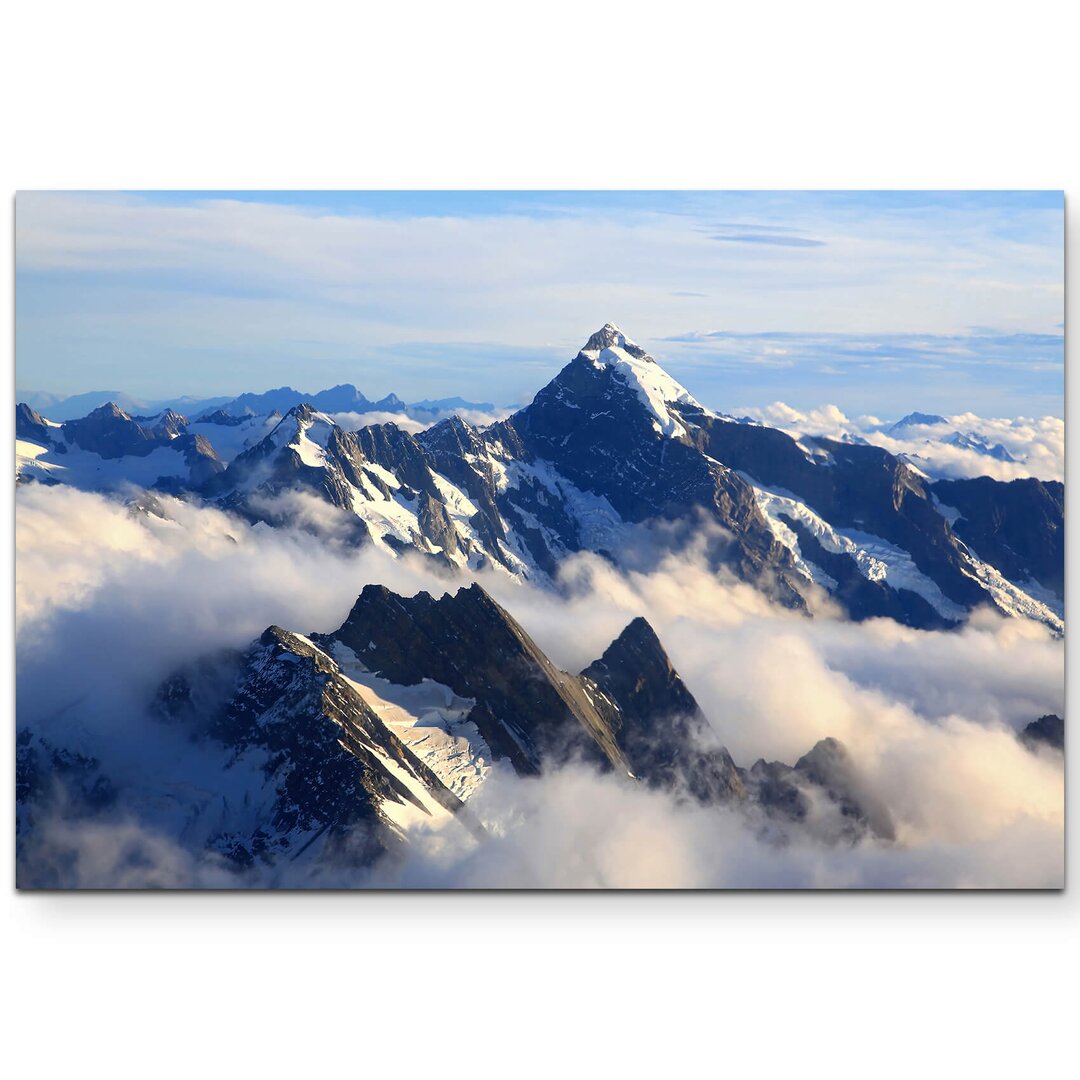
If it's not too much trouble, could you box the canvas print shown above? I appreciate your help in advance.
[14,191,1064,889]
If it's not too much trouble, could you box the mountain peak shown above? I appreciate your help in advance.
[582,615,683,701]
[571,324,702,436]
[89,401,130,420]
[285,402,318,422]
[278,402,336,427]
[889,411,947,433]
[581,322,650,360]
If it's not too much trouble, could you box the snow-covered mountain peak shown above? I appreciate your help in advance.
[580,322,644,359]
[278,402,335,428]
[576,323,703,438]
[267,403,338,464]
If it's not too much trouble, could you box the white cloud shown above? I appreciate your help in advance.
[741,401,1064,481]
[374,764,1063,889]
[327,406,512,435]
[15,485,1064,888]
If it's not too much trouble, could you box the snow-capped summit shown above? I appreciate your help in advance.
[265,404,337,466]
[888,411,948,434]
[941,430,1016,463]
[576,323,703,437]
[580,322,650,360]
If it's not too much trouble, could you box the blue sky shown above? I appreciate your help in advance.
[15,190,1064,417]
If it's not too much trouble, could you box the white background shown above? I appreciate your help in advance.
[2,2,1075,1077]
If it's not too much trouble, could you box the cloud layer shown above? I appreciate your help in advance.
[15,485,1064,888]
[327,406,513,436]
[739,401,1064,481]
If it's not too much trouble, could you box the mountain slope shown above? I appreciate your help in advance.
[485,324,805,603]
[197,323,1061,631]
[932,476,1064,598]
[580,617,745,803]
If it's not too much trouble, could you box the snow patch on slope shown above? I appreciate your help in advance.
[15,440,191,490]
[504,455,630,556]
[346,476,424,553]
[742,474,967,620]
[187,415,279,463]
[270,635,461,837]
[960,556,1064,634]
[283,409,335,467]
[331,642,493,802]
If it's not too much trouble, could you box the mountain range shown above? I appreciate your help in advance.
[14,322,1065,883]
[18,577,897,881]
[16,324,1064,632]
[15,385,496,423]
[885,411,1018,465]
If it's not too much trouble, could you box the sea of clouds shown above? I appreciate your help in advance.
[738,402,1064,482]
[15,483,1064,889]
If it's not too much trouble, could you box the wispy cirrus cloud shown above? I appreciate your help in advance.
[658,328,1063,417]
[708,233,826,247]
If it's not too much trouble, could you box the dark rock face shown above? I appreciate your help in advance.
[791,737,895,840]
[932,477,1064,597]
[353,423,441,500]
[1020,714,1064,752]
[335,582,747,804]
[747,737,895,842]
[16,729,117,833]
[145,409,188,439]
[581,617,701,730]
[580,617,744,802]
[208,406,347,510]
[687,418,990,615]
[334,583,627,775]
[61,402,160,459]
[206,407,466,559]
[214,628,416,858]
[16,402,53,445]
[174,433,226,485]
[495,353,805,604]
